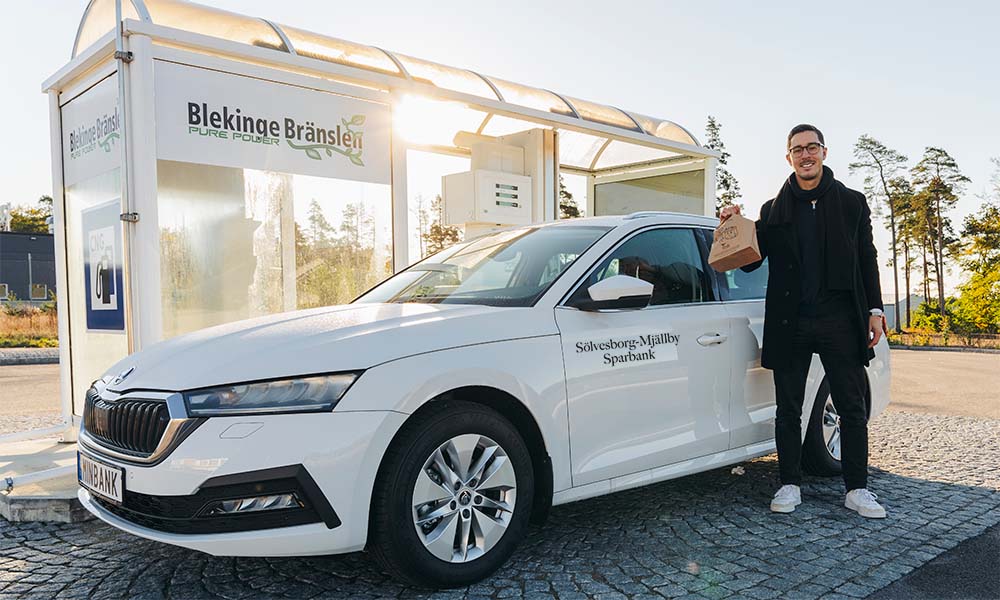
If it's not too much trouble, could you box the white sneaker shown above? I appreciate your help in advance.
[845,489,887,518]
[770,484,801,513]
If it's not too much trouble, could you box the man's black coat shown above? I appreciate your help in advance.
[741,170,883,370]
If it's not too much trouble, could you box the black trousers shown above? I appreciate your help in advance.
[772,310,869,491]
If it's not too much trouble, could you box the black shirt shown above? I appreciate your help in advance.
[794,195,852,316]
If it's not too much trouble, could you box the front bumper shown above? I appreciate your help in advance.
[78,410,408,556]
[89,464,339,534]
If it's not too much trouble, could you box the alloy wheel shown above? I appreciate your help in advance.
[821,397,842,461]
[411,434,517,563]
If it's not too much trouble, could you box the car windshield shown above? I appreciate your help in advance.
[355,225,612,307]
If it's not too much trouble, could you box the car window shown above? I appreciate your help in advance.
[538,252,580,286]
[569,227,712,306]
[696,228,769,300]
[355,225,611,307]
[721,259,768,300]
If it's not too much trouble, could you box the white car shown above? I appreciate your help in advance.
[78,212,891,587]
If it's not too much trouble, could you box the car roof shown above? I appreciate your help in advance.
[542,211,719,229]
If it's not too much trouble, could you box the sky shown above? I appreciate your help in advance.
[3,0,998,296]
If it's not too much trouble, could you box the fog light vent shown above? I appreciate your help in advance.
[203,493,303,516]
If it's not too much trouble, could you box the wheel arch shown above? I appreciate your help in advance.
[368,385,554,537]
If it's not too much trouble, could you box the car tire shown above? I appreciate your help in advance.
[368,399,534,588]
[802,378,843,476]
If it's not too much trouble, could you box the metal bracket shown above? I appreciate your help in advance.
[120,212,140,223]
[114,50,134,63]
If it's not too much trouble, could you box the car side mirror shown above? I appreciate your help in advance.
[572,275,653,311]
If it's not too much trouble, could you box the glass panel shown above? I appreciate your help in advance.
[594,170,705,216]
[594,140,681,170]
[394,95,488,147]
[557,130,607,169]
[74,0,140,57]
[480,114,549,137]
[563,96,639,131]
[568,228,711,306]
[559,172,588,218]
[719,256,768,300]
[394,54,497,99]
[407,150,469,263]
[280,25,400,75]
[487,77,574,116]
[144,0,288,52]
[157,160,392,339]
[625,111,699,146]
[64,169,129,416]
[356,225,611,307]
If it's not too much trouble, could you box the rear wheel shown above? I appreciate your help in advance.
[368,400,533,588]
[802,379,843,476]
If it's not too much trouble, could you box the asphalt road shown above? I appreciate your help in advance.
[0,363,60,417]
[886,349,1000,419]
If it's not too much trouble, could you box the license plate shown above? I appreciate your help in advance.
[78,452,124,504]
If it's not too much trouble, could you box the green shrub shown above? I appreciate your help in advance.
[0,336,59,348]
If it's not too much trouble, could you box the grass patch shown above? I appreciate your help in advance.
[0,336,59,348]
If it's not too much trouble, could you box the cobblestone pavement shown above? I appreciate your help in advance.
[1,411,997,600]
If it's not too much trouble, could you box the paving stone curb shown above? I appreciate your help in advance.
[0,348,60,366]
[888,344,1000,354]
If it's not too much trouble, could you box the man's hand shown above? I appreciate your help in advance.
[719,205,741,222]
[868,315,883,348]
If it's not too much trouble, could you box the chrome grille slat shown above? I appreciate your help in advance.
[82,392,169,457]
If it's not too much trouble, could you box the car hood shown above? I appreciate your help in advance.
[104,303,556,392]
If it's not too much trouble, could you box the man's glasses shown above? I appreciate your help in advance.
[788,142,825,158]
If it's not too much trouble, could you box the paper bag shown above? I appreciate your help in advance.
[708,214,761,272]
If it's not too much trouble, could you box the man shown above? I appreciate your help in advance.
[720,124,887,518]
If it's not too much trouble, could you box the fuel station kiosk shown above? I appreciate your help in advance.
[43,0,719,435]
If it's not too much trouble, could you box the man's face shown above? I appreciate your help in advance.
[786,130,827,181]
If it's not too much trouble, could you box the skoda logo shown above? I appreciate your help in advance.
[112,366,134,385]
[458,490,472,506]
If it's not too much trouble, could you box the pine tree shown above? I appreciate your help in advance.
[850,135,909,332]
[889,177,917,328]
[704,116,742,215]
[558,175,581,219]
[307,199,334,248]
[422,195,461,256]
[912,147,969,323]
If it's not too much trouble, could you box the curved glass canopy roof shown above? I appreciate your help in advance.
[74,0,704,171]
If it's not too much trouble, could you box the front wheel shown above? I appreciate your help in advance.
[368,400,534,588]
[802,380,843,476]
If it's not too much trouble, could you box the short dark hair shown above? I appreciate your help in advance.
[787,124,824,148]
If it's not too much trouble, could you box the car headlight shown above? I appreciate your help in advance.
[183,372,360,417]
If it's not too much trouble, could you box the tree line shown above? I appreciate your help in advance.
[849,138,998,335]
[2,196,53,233]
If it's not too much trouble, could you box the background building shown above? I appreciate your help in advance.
[0,232,56,305]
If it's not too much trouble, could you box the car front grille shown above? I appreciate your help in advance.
[83,388,170,457]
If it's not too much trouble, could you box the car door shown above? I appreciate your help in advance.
[696,228,775,448]
[555,226,732,487]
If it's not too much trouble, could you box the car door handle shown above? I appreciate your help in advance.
[697,333,728,346]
